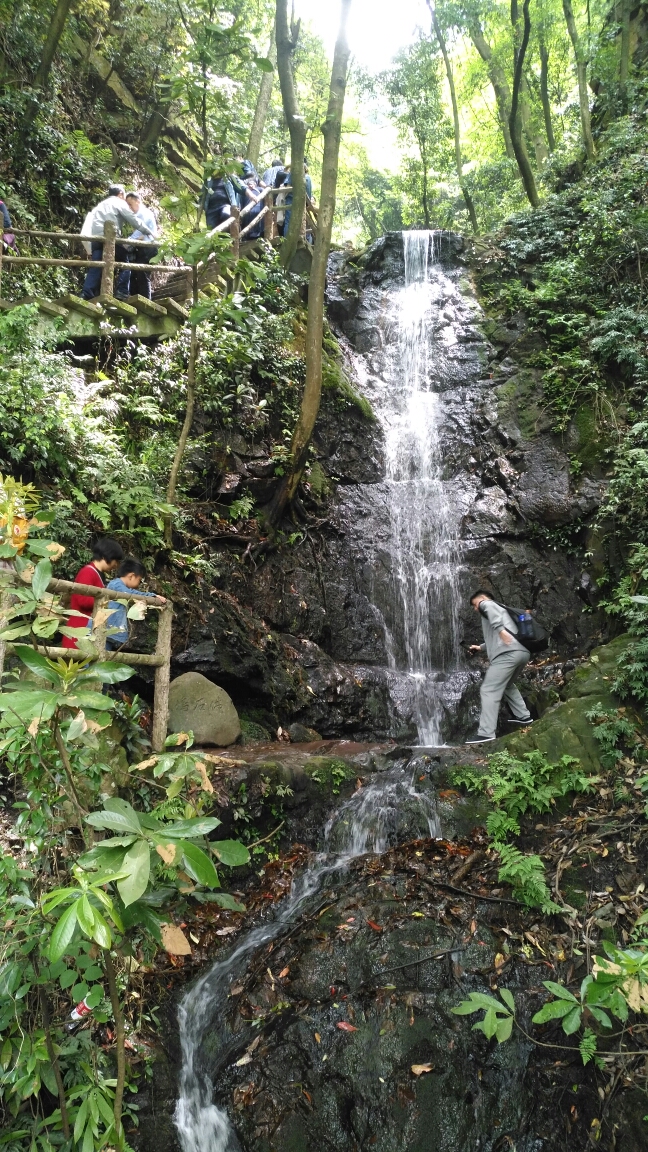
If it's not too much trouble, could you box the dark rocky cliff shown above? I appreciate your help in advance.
[173,232,607,742]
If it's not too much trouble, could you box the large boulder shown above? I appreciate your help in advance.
[167,672,241,746]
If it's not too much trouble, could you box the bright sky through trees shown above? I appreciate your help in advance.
[294,0,430,71]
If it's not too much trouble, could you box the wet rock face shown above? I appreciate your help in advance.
[174,231,606,741]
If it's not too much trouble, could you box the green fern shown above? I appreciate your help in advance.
[497,843,561,912]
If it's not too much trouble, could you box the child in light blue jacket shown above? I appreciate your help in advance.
[106,558,166,650]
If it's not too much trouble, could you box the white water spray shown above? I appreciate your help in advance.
[174,767,439,1152]
[378,231,463,744]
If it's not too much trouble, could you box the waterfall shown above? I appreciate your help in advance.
[378,230,463,745]
[174,766,440,1152]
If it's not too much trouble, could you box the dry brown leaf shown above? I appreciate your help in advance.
[173,732,190,745]
[93,608,113,629]
[279,965,290,978]
[156,843,177,865]
[411,1063,434,1076]
[336,1022,358,1032]
[28,717,40,737]
[160,923,191,955]
[314,1032,321,1043]
[135,756,159,772]
[195,761,214,793]
[45,542,66,561]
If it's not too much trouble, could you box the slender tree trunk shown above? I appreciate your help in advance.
[104,950,126,1143]
[165,267,198,547]
[267,0,352,524]
[620,0,631,87]
[32,0,74,91]
[539,40,556,151]
[562,0,595,159]
[247,35,277,168]
[428,1,478,232]
[467,21,516,159]
[275,0,307,269]
[39,986,70,1139]
[417,132,431,227]
[510,0,540,206]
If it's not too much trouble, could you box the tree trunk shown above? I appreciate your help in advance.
[32,0,74,91]
[267,0,352,524]
[165,267,198,547]
[275,0,307,269]
[417,133,431,227]
[467,21,516,159]
[247,35,277,168]
[539,39,556,151]
[104,950,126,1142]
[620,0,631,87]
[562,0,595,159]
[509,0,540,206]
[428,1,478,232]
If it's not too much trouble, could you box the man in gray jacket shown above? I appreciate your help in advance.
[81,184,152,300]
[465,590,533,744]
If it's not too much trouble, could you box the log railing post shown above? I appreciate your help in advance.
[0,237,4,301]
[152,601,173,751]
[100,222,116,296]
[231,207,241,260]
[264,190,274,241]
[90,590,108,660]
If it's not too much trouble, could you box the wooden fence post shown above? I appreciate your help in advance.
[264,191,274,241]
[100,222,116,297]
[231,207,240,260]
[152,602,173,751]
[91,591,108,660]
[0,237,4,301]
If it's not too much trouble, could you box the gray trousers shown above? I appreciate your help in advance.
[478,647,531,738]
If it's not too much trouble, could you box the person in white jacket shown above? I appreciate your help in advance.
[80,185,152,300]
[465,590,534,744]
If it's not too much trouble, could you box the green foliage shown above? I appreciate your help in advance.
[497,843,561,912]
[586,704,644,768]
[451,988,515,1043]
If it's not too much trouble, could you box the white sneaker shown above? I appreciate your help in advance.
[464,734,496,744]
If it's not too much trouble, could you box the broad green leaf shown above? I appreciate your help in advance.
[84,662,135,684]
[67,710,87,740]
[65,692,114,711]
[166,776,185,799]
[42,887,77,913]
[86,799,141,835]
[0,961,23,998]
[117,840,150,907]
[254,55,274,71]
[76,896,96,937]
[495,1014,514,1042]
[474,1006,498,1039]
[77,845,129,872]
[562,1006,582,1035]
[85,986,103,1009]
[74,1098,88,1144]
[543,980,578,1002]
[211,840,250,867]
[71,982,89,1003]
[163,816,221,838]
[59,968,77,990]
[208,892,245,912]
[532,1000,577,1024]
[50,902,79,962]
[0,689,58,721]
[31,559,52,601]
[90,909,112,950]
[0,543,17,558]
[587,1005,612,1028]
[182,842,220,888]
[120,901,162,943]
[499,988,515,1013]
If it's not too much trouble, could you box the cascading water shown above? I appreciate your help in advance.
[377,231,464,745]
[174,766,440,1152]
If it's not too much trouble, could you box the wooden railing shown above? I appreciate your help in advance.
[1,577,173,751]
[0,186,318,301]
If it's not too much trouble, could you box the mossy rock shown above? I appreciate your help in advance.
[239,718,272,745]
[496,368,547,439]
[499,634,633,770]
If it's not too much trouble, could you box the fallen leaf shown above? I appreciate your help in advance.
[336,1021,358,1032]
[160,923,191,956]
[411,1063,434,1076]
[156,843,177,865]
[195,761,214,793]
[279,966,290,978]
[367,920,383,932]
[494,953,507,971]
[189,932,200,944]
[314,1032,321,1043]
[235,1053,253,1067]
[216,926,238,936]
[135,755,159,772]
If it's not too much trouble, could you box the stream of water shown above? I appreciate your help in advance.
[370,230,464,745]
[174,767,440,1152]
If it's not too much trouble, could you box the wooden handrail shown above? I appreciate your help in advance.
[11,229,161,248]
[2,256,180,271]
[3,573,174,749]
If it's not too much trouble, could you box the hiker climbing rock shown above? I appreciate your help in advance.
[464,590,534,744]
[80,185,153,300]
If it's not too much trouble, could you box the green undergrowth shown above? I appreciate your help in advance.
[453,750,599,910]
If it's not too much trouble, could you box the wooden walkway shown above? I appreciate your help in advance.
[0,185,317,340]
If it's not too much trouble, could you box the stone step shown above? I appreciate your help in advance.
[97,293,138,317]
[127,294,168,316]
[161,297,190,321]
[38,300,70,318]
[58,294,103,317]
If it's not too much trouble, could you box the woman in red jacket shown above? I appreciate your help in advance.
[62,538,124,650]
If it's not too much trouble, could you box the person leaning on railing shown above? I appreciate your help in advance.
[80,184,153,301]
[122,191,159,300]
